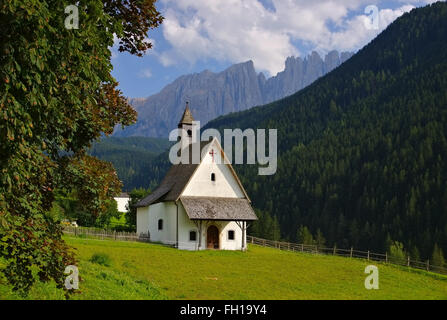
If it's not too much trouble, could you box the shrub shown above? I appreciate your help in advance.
[89,253,112,267]
[388,241,406,263]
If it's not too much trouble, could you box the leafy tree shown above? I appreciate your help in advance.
[57,190,120,228]
[0,0,162,294]
[97,200,121,228]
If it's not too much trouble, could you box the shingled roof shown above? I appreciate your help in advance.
[178,103,194,126]
[180,196,257,221]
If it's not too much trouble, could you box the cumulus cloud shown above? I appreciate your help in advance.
[318,4,416,52]
[157,0,433,76]
[397,0,440,3]
[160,0,300,75]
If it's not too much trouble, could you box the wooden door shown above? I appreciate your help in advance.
[207,225,219,249]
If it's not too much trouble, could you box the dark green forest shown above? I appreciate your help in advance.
[95,3,447,262]
[89,136,171,190]
[204,3,447,260]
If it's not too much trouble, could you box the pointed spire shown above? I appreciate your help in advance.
[178,101,194,127]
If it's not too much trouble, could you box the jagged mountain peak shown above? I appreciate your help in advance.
[115,50,353,138]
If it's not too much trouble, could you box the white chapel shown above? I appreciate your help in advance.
[135,103,257,250]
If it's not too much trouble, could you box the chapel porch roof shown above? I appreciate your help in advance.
[179,196,258,221]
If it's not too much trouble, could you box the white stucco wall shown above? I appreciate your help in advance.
[146,202,176,244]
[178,217,245,251]
[177,203,201,250]
[136,206,150,235]
[220,221,244,250]
[137,202,246,251]
[114,197,130,213]
[182,140,245,198]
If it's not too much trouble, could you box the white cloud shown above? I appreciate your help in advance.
[139,68,153,79]
[318,4,416,53]
[158,0,431,76]
[110,33,119,60]
[397,0,440,3]
[160,0,300,75]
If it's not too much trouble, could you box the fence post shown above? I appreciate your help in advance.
[333,245,336,255]
[385,252,388,264]
[252,237,254,244]
[350,247,353,258]
[407,256,410,267]
[301,244,304,252]
[74,227,77,237]
[426,260,430,272]
[367,250,370,261]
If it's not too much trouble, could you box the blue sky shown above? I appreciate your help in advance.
[111,0,440,99]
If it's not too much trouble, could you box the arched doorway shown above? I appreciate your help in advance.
[207,225,219,249]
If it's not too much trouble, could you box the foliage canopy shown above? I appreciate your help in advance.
[0,0,162,294]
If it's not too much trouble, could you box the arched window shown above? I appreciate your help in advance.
[211,173,216,182]
[158,219,163,231]
[189,230,197,241]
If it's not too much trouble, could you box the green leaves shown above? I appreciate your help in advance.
[0,0,162,295]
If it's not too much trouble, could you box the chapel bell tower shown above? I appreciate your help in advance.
[178,102,197,148]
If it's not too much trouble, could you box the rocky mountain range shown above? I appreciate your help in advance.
[113,50,353,138]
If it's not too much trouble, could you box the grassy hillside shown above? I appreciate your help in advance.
[1,237,446,300]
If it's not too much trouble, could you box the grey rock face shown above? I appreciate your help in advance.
[114,51,353,138]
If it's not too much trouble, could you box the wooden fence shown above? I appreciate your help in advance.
[64,226,150,242]
[247,235,447,276]
[63,227,447,276]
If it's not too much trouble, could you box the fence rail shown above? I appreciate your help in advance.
[64,226,150,242]
[64,227,447,276]
[247,235,447,276]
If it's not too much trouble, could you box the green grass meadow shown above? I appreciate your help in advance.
[1,236,446,300]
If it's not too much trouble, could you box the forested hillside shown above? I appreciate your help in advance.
[203,3,447,260]
[89,137,171,190]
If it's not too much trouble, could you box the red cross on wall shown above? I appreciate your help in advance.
[209,149,216,163]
